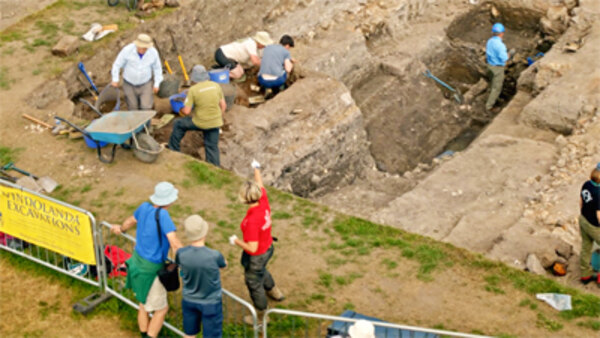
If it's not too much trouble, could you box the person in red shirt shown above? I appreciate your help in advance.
[229,160,284,324]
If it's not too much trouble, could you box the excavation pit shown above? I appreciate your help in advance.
[352,3,557,175]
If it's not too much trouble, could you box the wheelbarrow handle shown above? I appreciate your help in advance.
[54,116,91,138]
[54,117,117,164]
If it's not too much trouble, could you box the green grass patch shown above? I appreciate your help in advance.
[536,313,563,332]
[31,38,52,47]
[518,298,538,310]
[317,271,333,288]
[0,30,25,42]
[577,320,600,331]
[185,161,233,189]
[35,20,60,36]
[0,67,15,90]
[381,258,398,270]
[484,274,505,294]
[0,145,21,164]
[80,184,92,193]
[272,211,293,220]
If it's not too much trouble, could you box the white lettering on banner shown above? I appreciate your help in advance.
[262,210,272,231]
[582,189,593,203]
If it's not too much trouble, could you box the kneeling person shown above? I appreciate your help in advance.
[258,35,294,96]
[177,215,227,338]
[168,65,226,167]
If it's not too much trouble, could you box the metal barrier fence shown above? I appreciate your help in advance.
[263,309,490,338]
[0,179,105,289]
[99,221,259,337]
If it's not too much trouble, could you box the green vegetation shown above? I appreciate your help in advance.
[518,298,538,310]
[577,320,600,331]
[0,145,21,164]
[536,313,563,332]
[381,258,398,270]
[0,67,15,90]
[0,250,141,335]
[317,271,333,288]
[484,274,505,294]
[185,161,234,189]
[272,211,293,220]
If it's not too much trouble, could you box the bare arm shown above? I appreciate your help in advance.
[219,98,226,113]
[234,238,259,254]
[284,58,293,74]
[111,215,136,235]
[180,106,192,116]
[250,54,261,66]
[166,232,183,254]
[254,168,263,188]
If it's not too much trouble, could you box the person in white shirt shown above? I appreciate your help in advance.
[111,34,163,110]
[214,32,273,80]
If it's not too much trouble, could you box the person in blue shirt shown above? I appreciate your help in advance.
[177,215,227,338]
[258,35,295,98]
[111,34,163,110]
[111,182,183,338]
[485,23,510,112]
[579,163,600,285]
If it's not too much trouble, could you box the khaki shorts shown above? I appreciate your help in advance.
[143,277,168,312]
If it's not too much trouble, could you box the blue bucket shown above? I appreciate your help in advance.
[169,91,187,113]
[209,68,229,84]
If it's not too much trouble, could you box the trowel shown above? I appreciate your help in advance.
[2,162,58,193]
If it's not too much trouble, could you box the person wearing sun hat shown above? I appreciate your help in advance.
[111,182,183,338]
[111,33,163,110]
[168,65,226,167]
[579,162,600,285]
[214,31,274,80]
[176,215,227,337]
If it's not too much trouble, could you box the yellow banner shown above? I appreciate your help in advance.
[0,185,97,265]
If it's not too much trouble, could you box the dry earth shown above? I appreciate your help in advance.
[1,0,599,337]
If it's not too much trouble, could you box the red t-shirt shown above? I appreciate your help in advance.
[240,187,273,256]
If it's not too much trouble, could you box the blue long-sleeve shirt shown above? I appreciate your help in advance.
[111,43,163,88]
[486,36,508,67]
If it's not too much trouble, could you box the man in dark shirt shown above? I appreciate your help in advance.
[176,215,227,337]
[579,162,600,285]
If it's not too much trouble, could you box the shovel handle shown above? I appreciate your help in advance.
[22,114,53,129]
[178,55,189,82]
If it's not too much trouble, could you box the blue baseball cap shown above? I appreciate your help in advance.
[492,23,505,33]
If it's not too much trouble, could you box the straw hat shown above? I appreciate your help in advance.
[149,182,178,206]
[348,320,375,338]
[184,215,209,241]
[190,65,209,82]
[134,34,153,49]
[252,31,273,46]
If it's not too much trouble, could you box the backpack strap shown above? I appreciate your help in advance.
[155,207,162,247]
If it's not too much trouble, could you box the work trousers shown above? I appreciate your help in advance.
[168,116,220,167]
[485,65,504,110]
[214,48,237,69]
[241,245,275,311]
[579,215,600,277]
[122,80,153,110]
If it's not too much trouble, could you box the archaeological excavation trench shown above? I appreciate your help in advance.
[352,4,556,175]
[48,1,564,202]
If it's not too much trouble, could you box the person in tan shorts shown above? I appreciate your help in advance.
[112,182,183,338]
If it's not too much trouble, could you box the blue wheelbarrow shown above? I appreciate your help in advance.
[56,110,163,164]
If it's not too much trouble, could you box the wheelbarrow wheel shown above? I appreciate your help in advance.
[107,0,119,7]
[133,133,162,163]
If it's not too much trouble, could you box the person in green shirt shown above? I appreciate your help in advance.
[168,65,226,166]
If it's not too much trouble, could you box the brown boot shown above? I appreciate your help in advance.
[267,286,285,301]
[244,311,269,326]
